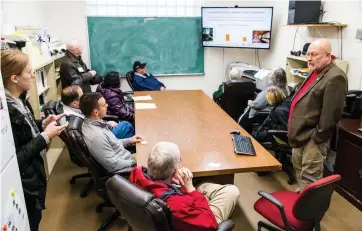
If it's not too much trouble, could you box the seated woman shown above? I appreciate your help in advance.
[96,71,135,123]
[239,68,289,133]
[253,86,290,140]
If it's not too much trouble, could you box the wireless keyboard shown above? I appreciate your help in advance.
[231,134,256,156]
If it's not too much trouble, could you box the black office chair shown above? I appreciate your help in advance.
[66,116,133,231]
[126,71,135,91]
[106,175,236,231]
[43,100,93,198]
[252,103,295,185]
[217,79,256,122]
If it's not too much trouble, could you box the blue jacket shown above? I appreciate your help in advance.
[133,73,165,91]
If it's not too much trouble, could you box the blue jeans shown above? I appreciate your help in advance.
[112,121,135,139]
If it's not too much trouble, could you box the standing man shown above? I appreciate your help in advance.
[288,38,347,190]
[132,61,166,91]
[60,40,103,93]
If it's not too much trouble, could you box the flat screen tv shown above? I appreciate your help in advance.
[201,7,274,49]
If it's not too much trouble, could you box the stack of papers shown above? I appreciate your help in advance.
[132,95,152,101]
[135,103,157,110]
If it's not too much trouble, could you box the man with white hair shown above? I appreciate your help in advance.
[288,38,347,190]
[130,142,240,231]
[60,40,103,93]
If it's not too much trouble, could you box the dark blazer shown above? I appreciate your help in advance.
[7,93,48,209]
[60,51,103,93]
[288,62,348,148]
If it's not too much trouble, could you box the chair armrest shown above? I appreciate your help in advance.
[114,167,134,176]
[302,174,318,183]
[268,130,288,136]
[217,219,235,231]
[125,98,134,103]
[253,110,271,117]
[258,191,284,209]
[123,91,134,95]
[103,115,119,122]
[258,191,291,229]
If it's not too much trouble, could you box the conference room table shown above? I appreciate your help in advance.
[135,90,281,184]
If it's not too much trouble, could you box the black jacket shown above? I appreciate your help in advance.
[7,93,48,209]
[60,51,103,93]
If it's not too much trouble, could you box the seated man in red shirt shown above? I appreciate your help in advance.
[130,142,240,231]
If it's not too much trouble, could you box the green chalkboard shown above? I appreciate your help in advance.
[87,17,204,76]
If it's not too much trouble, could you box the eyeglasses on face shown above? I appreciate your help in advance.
[306,52,330,58]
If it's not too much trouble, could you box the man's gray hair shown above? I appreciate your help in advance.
[66,39,81,51]
[147,142,181,180]
[268,68,287,88]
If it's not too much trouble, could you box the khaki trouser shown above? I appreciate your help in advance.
[197,183,240,223]
[292,139,328,190]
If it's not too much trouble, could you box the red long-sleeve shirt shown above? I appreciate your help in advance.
[130,166,218,231]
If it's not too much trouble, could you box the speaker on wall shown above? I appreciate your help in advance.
[288,0,321,24]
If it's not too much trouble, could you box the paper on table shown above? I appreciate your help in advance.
[135,103,157,110]
[132,95,152,101]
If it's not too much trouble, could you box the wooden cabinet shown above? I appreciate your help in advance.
[333,119,362,211]
[27,54,66,178]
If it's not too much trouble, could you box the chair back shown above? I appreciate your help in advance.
[293,174,341,221]
[67,116,110,199]
[43,100,63,116]
[126,71,135,91]
[219,79,256,121]
[43,101,84,167]
[106,175,172,231]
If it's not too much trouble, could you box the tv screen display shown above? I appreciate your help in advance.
[202,7,274,49]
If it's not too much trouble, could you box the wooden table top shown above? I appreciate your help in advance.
[135,90,281,177]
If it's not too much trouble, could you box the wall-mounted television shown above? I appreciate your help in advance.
[201,7,274,49]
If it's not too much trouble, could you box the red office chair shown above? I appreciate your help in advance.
[254,174,341,231]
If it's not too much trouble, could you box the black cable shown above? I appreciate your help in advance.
[340,27,343,59]
[319,3,326,22]
[292,27,299,51]
[255,49,257,66]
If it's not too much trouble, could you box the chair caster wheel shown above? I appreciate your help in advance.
[96,206,102,213]
[287,179,294,185]
[80,191,88,198]
[98,228,105,231]
[70,178,76,184]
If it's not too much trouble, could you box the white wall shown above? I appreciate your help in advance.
[2,0,362,95]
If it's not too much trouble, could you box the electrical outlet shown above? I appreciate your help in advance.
[356,29,362,39]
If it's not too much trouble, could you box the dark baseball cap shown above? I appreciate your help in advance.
[133,61,146,71]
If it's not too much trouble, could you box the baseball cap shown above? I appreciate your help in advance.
[133,61,147,71]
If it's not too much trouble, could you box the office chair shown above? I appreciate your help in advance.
[126,71,135,91]
[254,174,341,231]
[66,116,133,231]
[43,100,93,198]
[106,174,236,231]
[217,79,256,122]
[251,96,295,185]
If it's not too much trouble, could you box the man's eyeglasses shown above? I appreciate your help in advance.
[306,52,330,58]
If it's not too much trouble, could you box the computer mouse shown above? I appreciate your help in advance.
[230,129,240,135]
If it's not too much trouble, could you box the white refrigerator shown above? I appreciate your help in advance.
[0,73,30,231]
